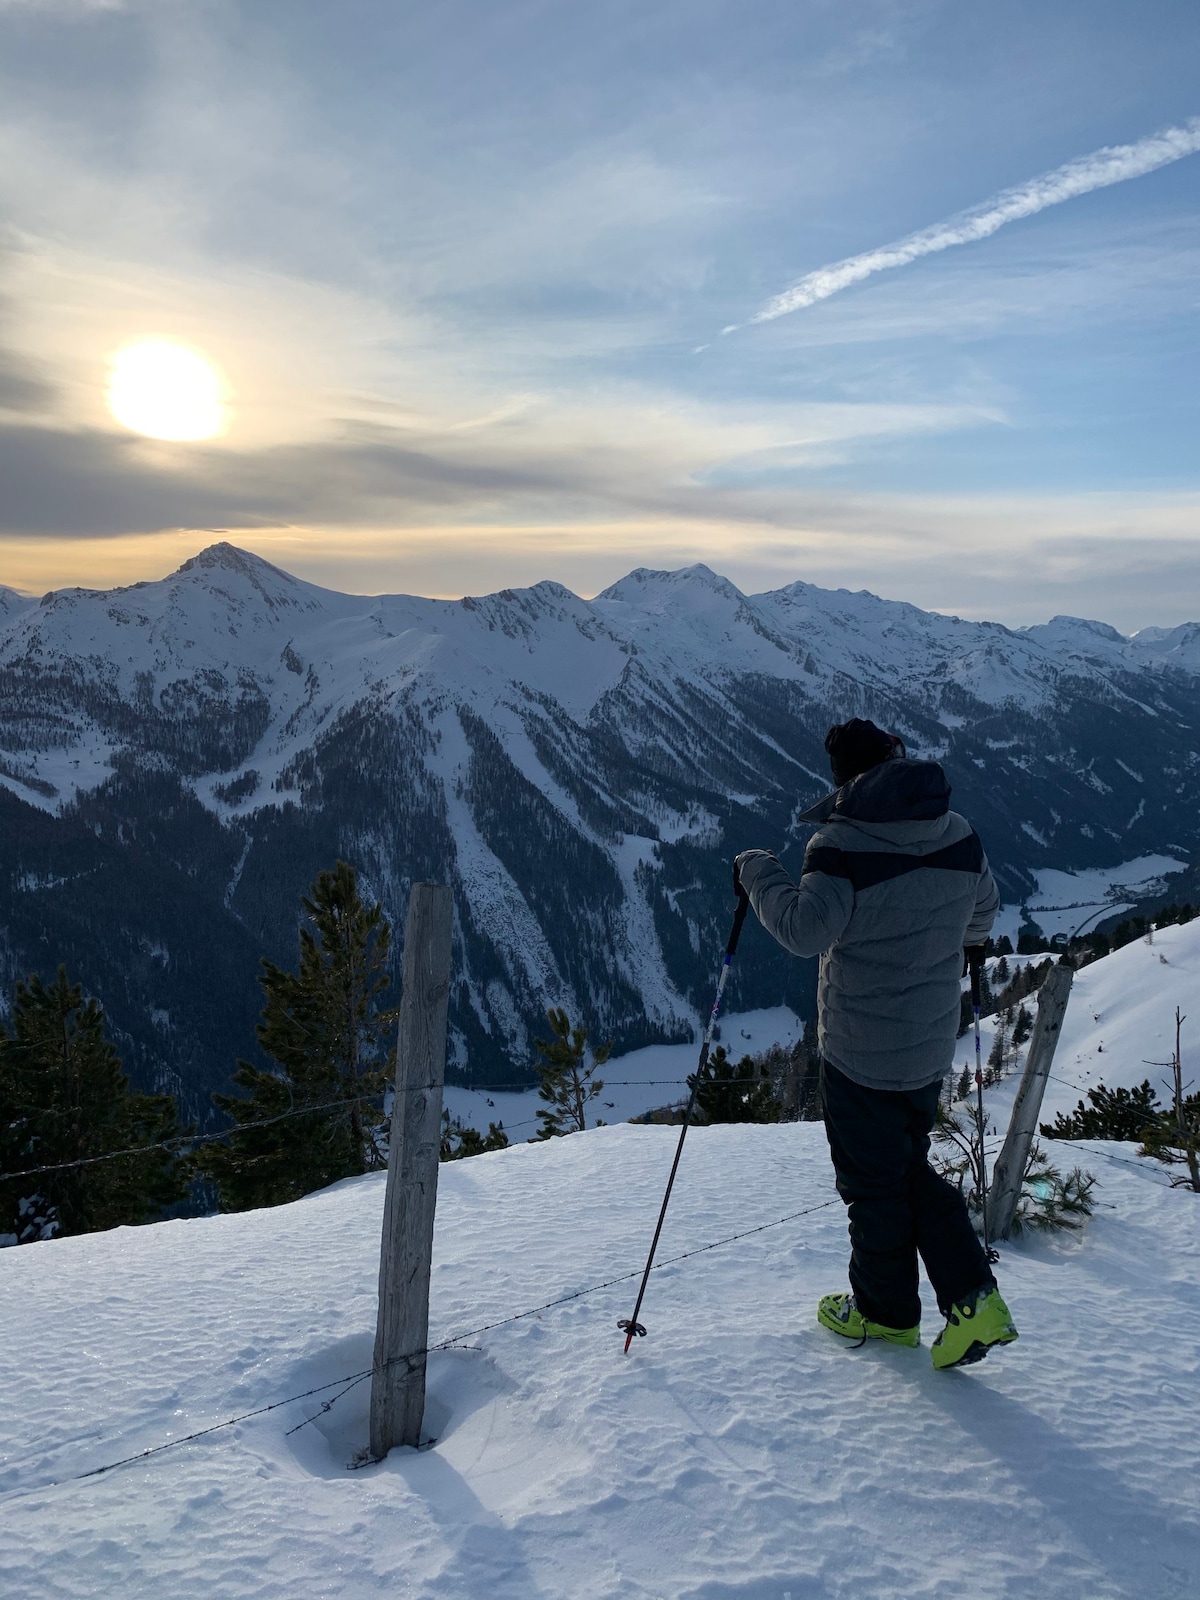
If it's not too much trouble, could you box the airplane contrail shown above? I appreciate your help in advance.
[726,117,1200,332]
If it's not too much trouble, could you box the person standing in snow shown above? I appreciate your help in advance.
[733,719,1019,1370]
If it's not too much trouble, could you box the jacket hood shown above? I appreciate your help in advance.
[798,758,951,826]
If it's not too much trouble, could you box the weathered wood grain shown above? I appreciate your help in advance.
[369,883,453,1459]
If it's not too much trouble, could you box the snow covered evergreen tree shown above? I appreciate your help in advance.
[0,967,186,1244]
[197,861,395,1210]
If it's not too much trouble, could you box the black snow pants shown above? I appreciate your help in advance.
[821,1059,995,1330]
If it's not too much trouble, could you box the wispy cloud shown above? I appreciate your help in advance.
[730,118,1200,330]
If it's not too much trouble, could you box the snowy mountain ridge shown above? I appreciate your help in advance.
[6,542,1200,821]
[1,542,1197,1104]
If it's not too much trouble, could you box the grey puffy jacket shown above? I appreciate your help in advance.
[736,759,999,1092]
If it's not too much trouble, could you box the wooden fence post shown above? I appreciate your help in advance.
[987,960,1074,1243]
[369,882,454,1460]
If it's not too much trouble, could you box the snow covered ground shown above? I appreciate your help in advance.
[443,1006,803,1136]
[974,913,1200,1132]
[3,924,1198,1599]
[986,854,1188,950]
[3,1132,1198,1592]
[1019,855,1188,942]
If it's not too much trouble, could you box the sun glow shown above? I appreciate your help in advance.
[106,340,227,441]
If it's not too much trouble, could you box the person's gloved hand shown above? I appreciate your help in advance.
[733,849,776,900]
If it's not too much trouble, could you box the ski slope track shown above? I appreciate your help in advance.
[1,543,1199,1103]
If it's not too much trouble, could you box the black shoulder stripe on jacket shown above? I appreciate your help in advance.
[803,832,984,892]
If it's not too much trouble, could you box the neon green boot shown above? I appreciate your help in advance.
[931,1285,1019,1370]
[817,1292,920,1348]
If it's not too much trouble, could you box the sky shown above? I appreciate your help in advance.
[1,0,1199,629]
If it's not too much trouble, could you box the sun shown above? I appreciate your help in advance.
[106,340,227,441]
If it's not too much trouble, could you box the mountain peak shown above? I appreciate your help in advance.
[176,542,295,586]
[1023,615,1128,647]
[171,541,313,614]
[596,563,745,606]
[0,584,35,620]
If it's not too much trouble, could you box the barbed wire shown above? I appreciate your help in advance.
[2,1194,842,1501]
[3,1055,1140,1185]
[5,1091,1189,1497]
[0,1092,386,1183]
[1050,1137,1182,1188]
[1,1072,796,1183]
[450,1078,691,1091]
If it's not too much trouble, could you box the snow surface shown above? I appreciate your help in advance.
[4,929,1200,1598]
[1020,855,1188,942]
[2,1124,1197,1599]
[979,914,1200,1131]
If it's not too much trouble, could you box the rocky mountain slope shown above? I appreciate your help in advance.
[1,543,1196,1108]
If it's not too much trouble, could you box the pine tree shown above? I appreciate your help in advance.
[932,1118,1096,1237]
[531,1008,610,1138]
[1012,1003,1033,1048]
[1041,1079,1162,1142]
[932,1104,988,1214]
[0,967,187,1244]
[440,1111,509,1160]
[788,1019,822,1121]
[985,1021,1008,1085]
[1006,1144,1096,1234]
[197,861,395,1210]
[689,1045,783,1124]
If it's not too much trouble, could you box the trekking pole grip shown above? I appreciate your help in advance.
[727,890,751,957]
[967,946,984,1009]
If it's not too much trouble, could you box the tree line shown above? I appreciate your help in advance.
[1,860,658,1244]
[1,862,400,1243]
[22,857,1187,1247]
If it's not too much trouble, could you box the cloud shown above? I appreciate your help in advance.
[0,379,1001,541]
[7,486,1200,635]
[732,117,1200,329]
[0,345,55,413]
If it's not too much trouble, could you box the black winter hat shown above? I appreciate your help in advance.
[824,718,905,787]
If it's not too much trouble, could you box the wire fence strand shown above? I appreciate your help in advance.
[1,1074,786,1184]
[0,1092,388,1184]
[3,1195,842,1501]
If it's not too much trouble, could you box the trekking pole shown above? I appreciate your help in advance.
[619,891,752,1353]
[968,947,1000,1263]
